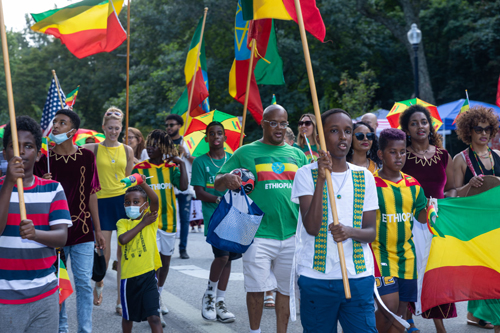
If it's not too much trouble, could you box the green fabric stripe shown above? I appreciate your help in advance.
[31,0,108,23]
[409,183,417,206]
[393,187,406,278]
[436,186,500,241]
[171,88,188,115]
[352,171,366,274]
[189,17,204,51]
[240,0,255,21]
[170,168,177,231]
[154,168,169,232]
[311,169,328,273]
[377,186,390,277]
[408,236,418,279]
[255,20,285,86]
[254,156,297,165]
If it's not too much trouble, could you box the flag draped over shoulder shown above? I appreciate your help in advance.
[183,16,210,117]
[419,187,500,312]
[240,0,326,42]
[31,0,126,59]
[229,2,274,124]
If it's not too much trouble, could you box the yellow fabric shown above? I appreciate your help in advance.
[95,144,127,199]
[32,1,124,34]
[426,228,500,272]
[255,162,298,173]
[117,208,162,279]
[228,60,237,98]
[253,0,292,20]
[184,43,201,84]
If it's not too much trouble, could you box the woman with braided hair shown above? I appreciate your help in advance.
[132,129,188,324]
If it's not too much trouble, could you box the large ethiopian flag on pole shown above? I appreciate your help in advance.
[31,0,126,59]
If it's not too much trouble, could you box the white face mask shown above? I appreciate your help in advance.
[49,130,73,145]
[125,202,146,219]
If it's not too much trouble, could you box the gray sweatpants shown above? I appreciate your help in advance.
[0,291,59,333]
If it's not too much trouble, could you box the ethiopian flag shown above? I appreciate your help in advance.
[452,98,470,125]
[31,0,126,59]
[183,16,209,117]
[255,156,299,182]
[420,186,500,312]
[240,0,326,42]
[58,258,73,304]
[41,137,49,157]
[65,86,80,109]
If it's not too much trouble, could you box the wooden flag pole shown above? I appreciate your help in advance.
[182,7,208,136]
[0,0,27,220]
[239,38,256,147]
[125,0,131,145]
[52,70,64,107]
[293,0,351,299]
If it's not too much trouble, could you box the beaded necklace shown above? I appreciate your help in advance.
[470,145,495,176]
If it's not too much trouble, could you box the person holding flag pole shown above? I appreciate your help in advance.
[0,1,72,331]
[289,1,380,332]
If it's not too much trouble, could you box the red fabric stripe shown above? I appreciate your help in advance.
[43,12,126,59]
[257,171,296,181]
[0,256,56,271]
[369,243,381,277]
[0,287,58,305]
[421,266,500,312]
[186,69,209,114]
[59,279,73,304]
[50,199,70,213]
[7,214,50,226]
[233,59,263,124]
[282,0,326,42]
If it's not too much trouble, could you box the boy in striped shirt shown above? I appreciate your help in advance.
[132,129,187,320]
[0,116,72,332]
[371,129,427,333]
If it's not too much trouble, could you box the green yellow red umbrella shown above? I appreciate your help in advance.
[387,98,443,131]
[184,110,242,157]
[72,129,105,146]
[0,124,5,140]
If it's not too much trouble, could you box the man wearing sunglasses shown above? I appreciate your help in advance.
[215,105,309,333]
[164,114,195,259]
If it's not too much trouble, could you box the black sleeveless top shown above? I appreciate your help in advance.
[463,148,500,184]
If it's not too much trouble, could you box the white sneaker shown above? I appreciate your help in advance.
[160,314,166,327]
[216,301,235,323]
[159,295,169,315]
[201,292,217,321]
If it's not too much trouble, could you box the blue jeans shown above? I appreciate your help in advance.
[58,241,94,333]
[177,193,192,252]
[298,275,377,333]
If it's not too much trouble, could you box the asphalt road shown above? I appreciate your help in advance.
[62,229,488,332]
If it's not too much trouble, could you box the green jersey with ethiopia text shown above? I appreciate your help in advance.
[218,141,308,240]
[191,152,232,236]
[132,161,180,233]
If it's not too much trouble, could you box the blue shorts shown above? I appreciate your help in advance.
[376,276,417,302]
[98,194,127,231]
[298,275,377,333]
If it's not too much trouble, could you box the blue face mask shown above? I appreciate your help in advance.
[125,202,146,219]
[49,130,73,145]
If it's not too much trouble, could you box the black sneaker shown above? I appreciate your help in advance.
[180,250,190,259]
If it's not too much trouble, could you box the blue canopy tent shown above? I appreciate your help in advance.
[437,99,500,130]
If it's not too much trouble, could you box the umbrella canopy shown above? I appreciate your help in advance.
[437,99,500,130]
[387,98,443,131]
[184,110,242,157]
[72,129,105,146]
[184,110,242,155]
[0,124,5,140]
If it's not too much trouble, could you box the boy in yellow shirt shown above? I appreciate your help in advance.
[117,175,162,333]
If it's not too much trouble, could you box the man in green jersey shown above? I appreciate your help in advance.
[215,105,308,333]
[191,122,237,323]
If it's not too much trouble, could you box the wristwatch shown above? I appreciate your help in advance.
[215,197,222,205]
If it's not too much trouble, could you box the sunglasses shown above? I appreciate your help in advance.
[106,111,123,117]
[354,132,375,141]
[298,120,313,127]
[165,123,179,128]
[473,126,493,134]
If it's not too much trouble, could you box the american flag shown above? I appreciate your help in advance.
[41,78,67,136]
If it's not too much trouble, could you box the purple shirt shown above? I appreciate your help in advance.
[35,147,101,246]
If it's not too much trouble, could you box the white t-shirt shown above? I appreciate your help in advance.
[139,148,149,162]
[174,139,195,196]
[291,162,378,280]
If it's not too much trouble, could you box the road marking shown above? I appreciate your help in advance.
[171,265,244,281]
[162,290,237,333]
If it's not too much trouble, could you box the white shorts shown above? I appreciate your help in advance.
[156,229,176,256]
[242,236,295,296]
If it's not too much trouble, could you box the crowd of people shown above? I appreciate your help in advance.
[0,103,498,333]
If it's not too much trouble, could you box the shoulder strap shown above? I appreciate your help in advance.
[461,148,477,177]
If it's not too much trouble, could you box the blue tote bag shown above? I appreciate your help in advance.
[206,187,264,253]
